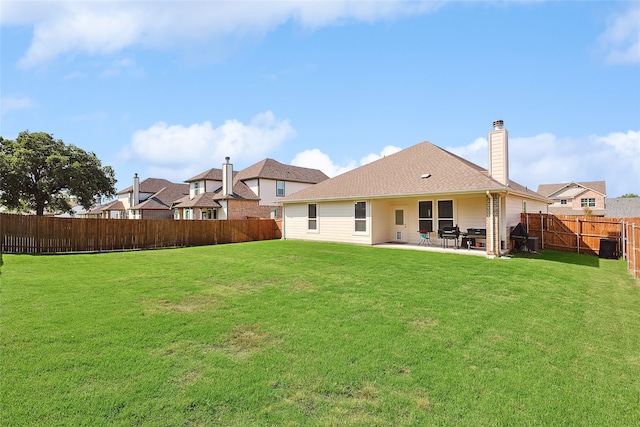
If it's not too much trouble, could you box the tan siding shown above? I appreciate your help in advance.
[456,195,486,230]
[259,179,313,206]
[371,199,391,244]
[507,196,548,226]
[284,201,371,245]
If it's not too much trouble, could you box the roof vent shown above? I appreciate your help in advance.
[493,120,504,130]
[421,173,431,179]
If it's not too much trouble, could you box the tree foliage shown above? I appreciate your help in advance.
[619,193,639,198]
[0,131,116,216]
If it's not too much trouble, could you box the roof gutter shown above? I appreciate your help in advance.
[279,187,524,205]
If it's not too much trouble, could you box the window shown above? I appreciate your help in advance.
[276,181,285,197]
[437,200,454,230]
[418,201,433,232]
[308,204,317,230]
[395,209,404,226]
[194,181,200,195]
[560,199,567,205]
[184,209,191,220]
[354,201,367,232]
[581,198,596,208]
[202,209,216,220]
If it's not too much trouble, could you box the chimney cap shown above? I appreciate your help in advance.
[493,120,504,129]
[225,156,230,162]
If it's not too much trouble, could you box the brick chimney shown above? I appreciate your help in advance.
[222,157,233,197]
[488,120,509,186]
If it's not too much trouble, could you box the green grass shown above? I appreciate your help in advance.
[1,241,639,426]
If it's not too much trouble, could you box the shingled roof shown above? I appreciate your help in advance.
[280,141,547,203]
[173,192,222,209]
[118,178,183,195]
[537,181,607,198]
[235,158,329,184]
[184,168,235,182]
[132,184,189,210]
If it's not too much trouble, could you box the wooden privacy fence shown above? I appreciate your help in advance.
[0,213,282,254]
[522,213,640,279]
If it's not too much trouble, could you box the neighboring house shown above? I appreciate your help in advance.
[173,158,329,220]
[82,199,126,219]
[605,197,640,218]
[279,120,550,256]
[536,181,606,216]
[83,175,188,219]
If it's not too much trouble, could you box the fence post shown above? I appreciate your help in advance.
[634,223,638,279]
[541,213,544,249]
[576,217,580,254]
[621,221,626,261]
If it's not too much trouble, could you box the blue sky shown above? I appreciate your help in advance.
[1,1,639,197]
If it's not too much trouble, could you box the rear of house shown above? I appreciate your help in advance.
[280,121,549,256]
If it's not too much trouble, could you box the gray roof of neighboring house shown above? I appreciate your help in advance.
[547,206,607,216]
[173,192,222,209]
[118,178,184,195]
[131,184,189,210]
[185,168,234,182]
[605,197,640,218]
[537,181,607,198]
[235,158,329,184]
[210,179,260,201]
[83,199,125,215]
[280,141,548,203]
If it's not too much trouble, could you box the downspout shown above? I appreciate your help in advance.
[487,191,494,255]
[281,205,286,240]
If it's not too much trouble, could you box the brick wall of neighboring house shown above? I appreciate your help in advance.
[227,199,261,220]
[227,199,283,219]
[571,189,605,211]
[142,210,174,220]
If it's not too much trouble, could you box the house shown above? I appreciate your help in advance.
[83,175,189,219]
[173,158,329,220]
[536,181,606,216]
[279,120,550,256]
[82,199,126,219]
[605,197,640,218]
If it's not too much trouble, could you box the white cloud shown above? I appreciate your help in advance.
[597,5,640,65]
[6,1,442,68]
[122,111,296,180]
[291,149,358,178]
[291,145,402,177]
[0,95,35,115]
[359,144,403,165]
[448,130,640,198]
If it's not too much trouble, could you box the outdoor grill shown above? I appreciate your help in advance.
[438,225,460,248]
[510,222,533,252]
[462,228,486,249]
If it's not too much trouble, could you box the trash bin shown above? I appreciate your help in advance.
[599,239,619,259]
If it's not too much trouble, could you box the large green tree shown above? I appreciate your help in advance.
[0,131,116,216]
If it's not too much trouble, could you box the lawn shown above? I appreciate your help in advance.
[1,241,639,426]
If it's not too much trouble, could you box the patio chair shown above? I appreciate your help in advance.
[418,230,432,246]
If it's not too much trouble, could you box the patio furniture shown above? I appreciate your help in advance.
[438,225,460,249]
[462,228,487,250]
[418,230,433,246]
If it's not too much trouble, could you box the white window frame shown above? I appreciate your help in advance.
[354,201,367,233]
[308,203,318,231]
[437,200,454,230]
[276,181,285,197]
[581,198,596,208]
